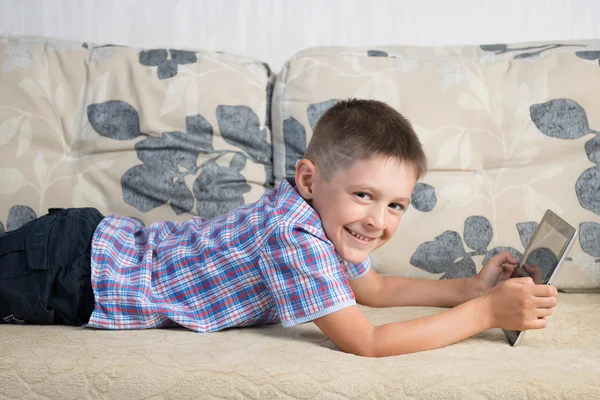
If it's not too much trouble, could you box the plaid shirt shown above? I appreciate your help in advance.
[87,178,370,332]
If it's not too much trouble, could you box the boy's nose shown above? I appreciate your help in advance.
[366,206,386,230]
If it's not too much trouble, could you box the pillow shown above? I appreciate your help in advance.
[271,41,600,291]
[0,35,274,231]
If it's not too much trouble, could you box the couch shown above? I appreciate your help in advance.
[0,35,599,399]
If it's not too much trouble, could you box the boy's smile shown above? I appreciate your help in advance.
[295,156,417,264]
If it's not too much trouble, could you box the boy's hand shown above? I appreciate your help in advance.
[474,251,519,296]
[511,263,543,284]
[484,277,558,331]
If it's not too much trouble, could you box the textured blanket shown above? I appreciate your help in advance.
[1,293,599,399]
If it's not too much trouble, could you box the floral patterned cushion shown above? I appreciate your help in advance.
[271,41,600,290]
[0,35,274,230]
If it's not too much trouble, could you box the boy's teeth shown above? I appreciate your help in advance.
[348,228,370,241]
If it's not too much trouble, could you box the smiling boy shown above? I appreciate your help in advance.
[0,99,558,357]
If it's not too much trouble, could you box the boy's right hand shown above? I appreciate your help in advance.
[484,277,558,331]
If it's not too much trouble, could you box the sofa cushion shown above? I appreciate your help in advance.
[0,35,274,230]
[271,41,600,290]
[1,293,598,398]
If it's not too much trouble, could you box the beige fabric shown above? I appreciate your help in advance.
[1,293,598,399]
[0,35,274,228]
[272,41,600,290]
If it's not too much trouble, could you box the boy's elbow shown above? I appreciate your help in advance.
[349,269,387,308]
[355,293,385,308]
[352,347,378,358]
[352,326,414,358]
[355,296,376,308]
[343,333,379,358]
[313,306,380,357]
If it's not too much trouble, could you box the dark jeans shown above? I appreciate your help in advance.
[0,207,104,326]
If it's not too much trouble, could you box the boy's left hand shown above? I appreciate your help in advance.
[474,251,520,296]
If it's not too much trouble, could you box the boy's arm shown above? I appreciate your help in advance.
[350,251,518,308]
[350,268,484,308]
[313,298,490,357]
[315,278,556,357]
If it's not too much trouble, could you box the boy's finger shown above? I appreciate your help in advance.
[512,277,535,285]
[535,307,553,318]
[501,251,519,264]
[527,316,548,330]
[502,263,518,272]
[531,284,558,297]
[490,251,517,266]
[501,263,518,279]
[534,296,557,308]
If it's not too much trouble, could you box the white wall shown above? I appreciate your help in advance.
[1,0,599,71]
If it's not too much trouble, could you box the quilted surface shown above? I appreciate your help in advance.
[1,293,599,399]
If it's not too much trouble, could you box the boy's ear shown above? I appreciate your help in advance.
[295,159,317,200]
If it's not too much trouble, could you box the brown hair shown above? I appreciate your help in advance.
[304,99,427,180]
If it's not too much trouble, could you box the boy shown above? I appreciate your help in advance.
[0,99,557,357]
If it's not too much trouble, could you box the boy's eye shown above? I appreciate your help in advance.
[389,203,406,211]
[354,192,371,200]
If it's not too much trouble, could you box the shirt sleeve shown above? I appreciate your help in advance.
[258,224,356,327]
[341,256,371,281]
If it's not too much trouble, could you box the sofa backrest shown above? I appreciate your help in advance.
[1,35,598,290]
[270,41,600,290]
[0,35,273,230]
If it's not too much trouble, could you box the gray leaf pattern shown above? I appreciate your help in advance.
[444,256,477,280]
[585,135,600,164]
[367,50,389,57]
[283,117,306,176]
[88,101,263,218]
[122,163,194,215]
[0,206,38,233]
[193,154,251,219]
[530,98,600,255]
[7,206,37,232]
[480,43,585,59]
[139,49,198,79]
[576,168,600,216]
[412,216,523,279]
[517,222,539,248]
[530,99,591,140]
[265,80,273,128]
[280,99,341,179]
[464,216,492,252]
[217,106,270,164]
[88,101,143,140]
[480,44,508,53]
[217,105,273,187]
[576,51,600,66]
[411,183,437,212]
[410,231,467,277]
[579,222,600,257]
[530,99,600,212]
[307,99,339,130]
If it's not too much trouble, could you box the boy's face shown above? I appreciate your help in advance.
[296,156,417,264]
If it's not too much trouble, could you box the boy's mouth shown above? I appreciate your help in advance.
[345,227,376,243]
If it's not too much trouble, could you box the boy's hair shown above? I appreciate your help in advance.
[304,99,427,181]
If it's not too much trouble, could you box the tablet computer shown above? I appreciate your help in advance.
[503,209,577,347]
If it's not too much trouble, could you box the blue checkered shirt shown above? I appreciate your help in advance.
[88,178,371,332]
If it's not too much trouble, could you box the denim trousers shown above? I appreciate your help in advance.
[0,207,104,325]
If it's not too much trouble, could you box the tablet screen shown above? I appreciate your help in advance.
[511,220,572,284]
